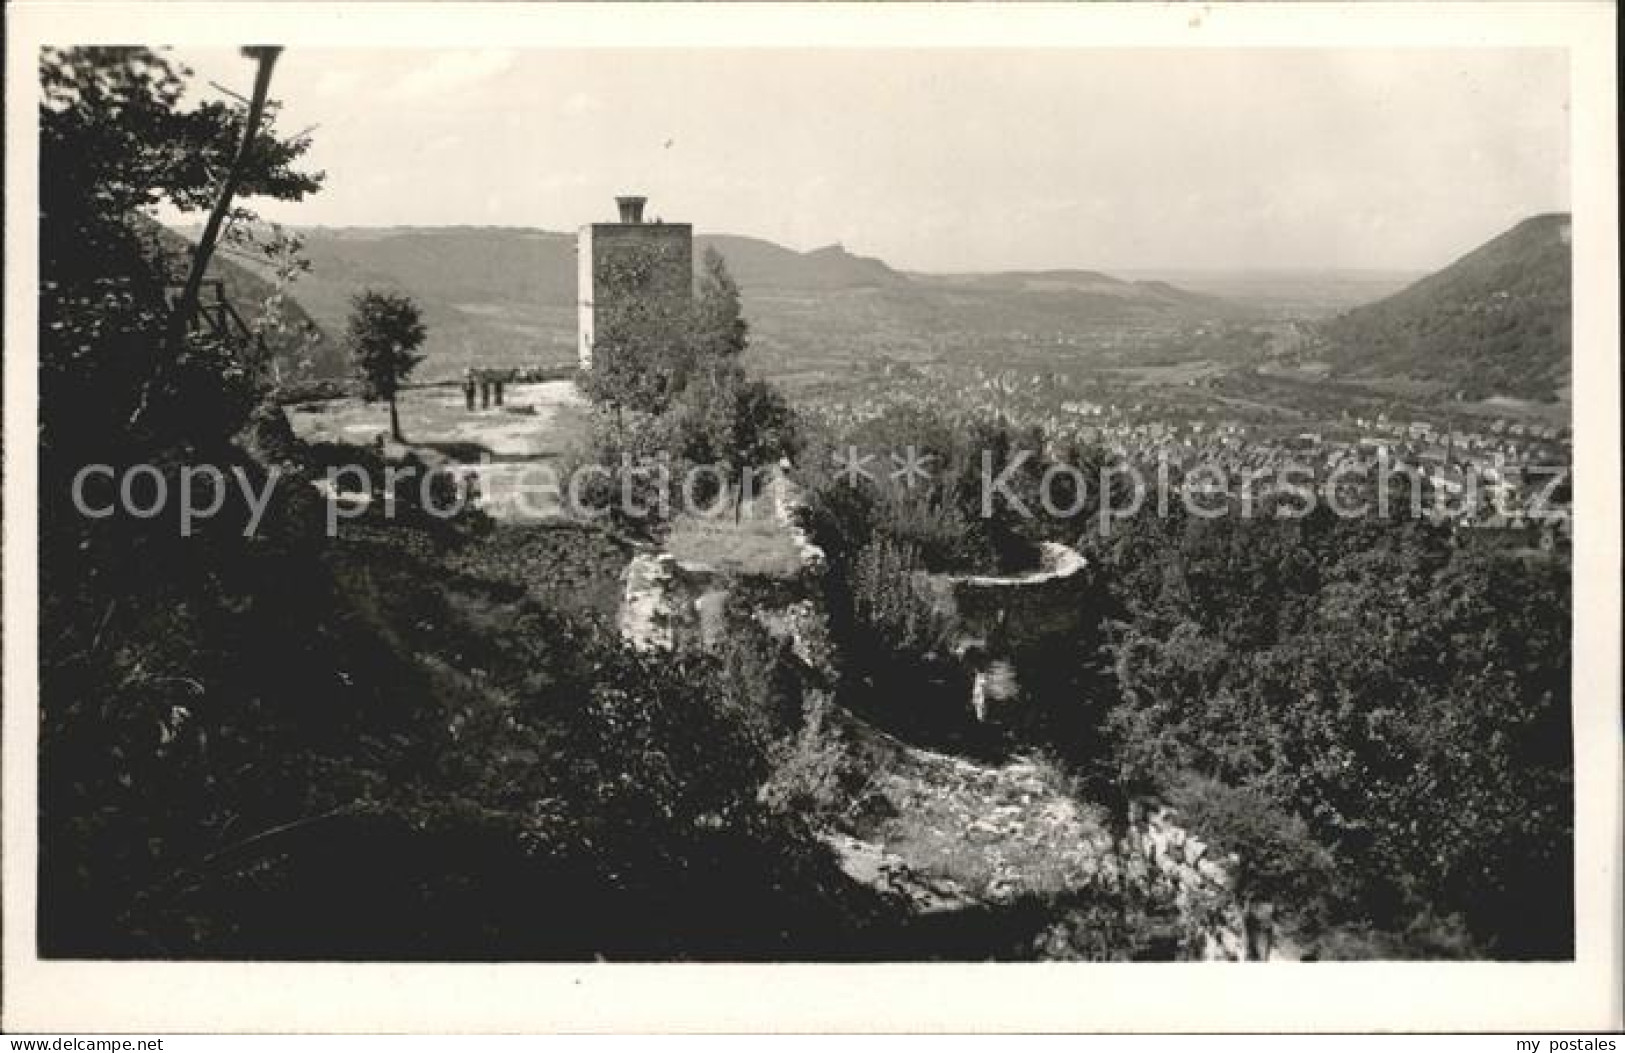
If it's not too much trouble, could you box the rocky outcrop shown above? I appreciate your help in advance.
[617,465,832,659]
[616,553,727,652]
[823,717,1267,960]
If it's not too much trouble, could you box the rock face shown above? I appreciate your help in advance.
[824,723,1268,960]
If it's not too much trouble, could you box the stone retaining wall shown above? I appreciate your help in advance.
[767,462,826,575]
[920,541,1089,657]
[914,541,1091,722]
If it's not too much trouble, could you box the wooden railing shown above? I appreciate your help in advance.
[166,279,265,355]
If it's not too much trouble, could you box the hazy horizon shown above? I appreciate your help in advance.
[172,216,1443,280]
[164,47,1569,274]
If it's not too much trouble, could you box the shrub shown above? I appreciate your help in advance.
[759,691,848,820]
[849,538,954,658]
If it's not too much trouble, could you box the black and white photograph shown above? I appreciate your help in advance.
[3,0,1620,1036]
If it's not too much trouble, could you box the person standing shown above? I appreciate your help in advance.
[462,369,477,412]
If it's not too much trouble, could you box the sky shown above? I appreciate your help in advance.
[171,47,1569,274]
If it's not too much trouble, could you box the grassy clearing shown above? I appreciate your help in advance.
[665,490,806,579]
[289,380,591,460]
[290,380,595,522]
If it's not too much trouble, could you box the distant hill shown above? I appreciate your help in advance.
[1120,269,1421,318]
[173,223,1255,381]
[917,269,1252,322]
[1318,214,1572,401]
[699,235,910,290]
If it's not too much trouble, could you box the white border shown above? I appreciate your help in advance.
[5,1,1620,1034]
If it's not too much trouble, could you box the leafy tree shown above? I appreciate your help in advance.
[577,244,800,523]
[168,47,282,350]
[728,378,799,478]
[222,221,331,386]
[583,246,754,419]
[39,46,320,463]
[347,289,426,442]
[692,246,749,362]
[38,47,330,955]
[557,409,679,537]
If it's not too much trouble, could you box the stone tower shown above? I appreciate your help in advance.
[576,195,694,371]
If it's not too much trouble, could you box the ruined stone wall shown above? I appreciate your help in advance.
[616,466,830,662]
[1120,805,1254,961]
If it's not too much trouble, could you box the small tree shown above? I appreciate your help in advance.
[726,378,799,510]
[347,289,426,443]
[583,246,749,417]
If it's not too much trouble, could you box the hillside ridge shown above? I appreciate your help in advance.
[1318,213,1571,401]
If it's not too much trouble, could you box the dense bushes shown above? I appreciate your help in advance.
[797,405,1058,576]
[42,490,896,957]
[1090,499,1572,958]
